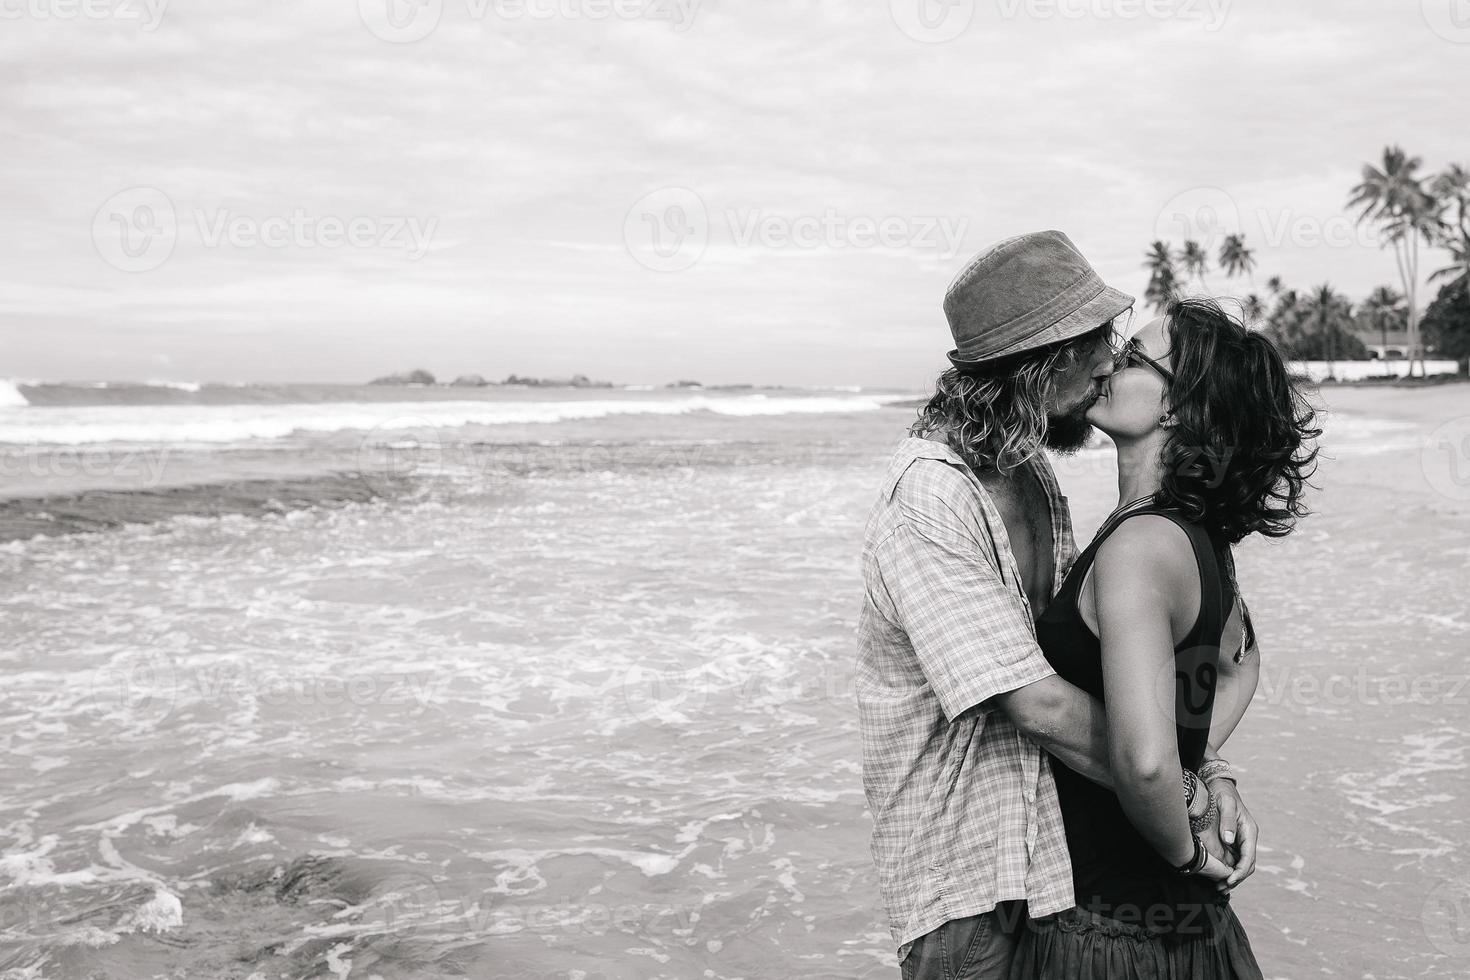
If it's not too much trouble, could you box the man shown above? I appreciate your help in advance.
[856,231,1258,978]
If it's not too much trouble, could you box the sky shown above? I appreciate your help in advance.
[1,0,1467,389]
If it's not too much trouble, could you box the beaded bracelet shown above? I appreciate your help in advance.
[1189,791,1218,834]
[1173,834,1208,876]
[1199,759,1236,785]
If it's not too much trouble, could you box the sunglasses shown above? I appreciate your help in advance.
[1112,336,1176,384]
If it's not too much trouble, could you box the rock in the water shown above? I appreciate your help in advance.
[368,369,436,386]
[125,888,184,934]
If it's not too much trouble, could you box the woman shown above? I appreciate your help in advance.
[1010,297,1319,978]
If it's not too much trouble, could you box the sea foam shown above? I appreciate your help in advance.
[0,380,30,407]
[0,394,911,447]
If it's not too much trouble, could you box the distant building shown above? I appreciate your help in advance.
[1348,325,1424,360]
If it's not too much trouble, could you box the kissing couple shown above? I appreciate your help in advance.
[857,230,1318,979]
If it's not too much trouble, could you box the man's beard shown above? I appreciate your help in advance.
[1044,402,1095,454]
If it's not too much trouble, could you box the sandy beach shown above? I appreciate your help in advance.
[0,383,1466,978]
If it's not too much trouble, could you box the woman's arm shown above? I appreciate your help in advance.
[1208,597,1260,751]
[1090,516,1231,880]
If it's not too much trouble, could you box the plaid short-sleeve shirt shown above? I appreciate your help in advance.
[856,437,1079,954]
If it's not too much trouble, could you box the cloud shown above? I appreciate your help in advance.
[0,0,1462,386]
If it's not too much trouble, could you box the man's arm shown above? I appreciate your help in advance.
[1198,595,1261,890]
[990,678,1113,789]
[873,508,1256,878]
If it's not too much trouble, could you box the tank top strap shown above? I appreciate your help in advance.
[1050,500,1160,605]
[1120,507,1231,647]
[1054,505,1231,647]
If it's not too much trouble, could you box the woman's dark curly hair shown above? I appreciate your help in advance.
[1153,297,1321,544]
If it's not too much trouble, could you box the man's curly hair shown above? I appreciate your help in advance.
[1153,297,1321,544]
[909,322,1113,474]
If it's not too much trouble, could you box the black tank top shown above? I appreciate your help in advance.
[1036,505,1236,936]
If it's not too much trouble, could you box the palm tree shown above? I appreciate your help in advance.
[1263,287,1305,357]
[1429,164,1470,289]
[1361,285,1407,361]
[1242,293,1266,325]
[1218,234,1257,286]
[1143,241,1178,312]
[1349,146,1447,377]
[1265,275,1284,297]
[1178,239,1211,290]
[1302,284,1354,379]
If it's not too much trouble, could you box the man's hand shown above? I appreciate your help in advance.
[1200,806,1231,866]
[1210,779,1258,892]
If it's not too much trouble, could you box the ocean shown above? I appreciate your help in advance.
[0,381,1467,979]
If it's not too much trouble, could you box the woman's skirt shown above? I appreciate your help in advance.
[1009,903,1265,980]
